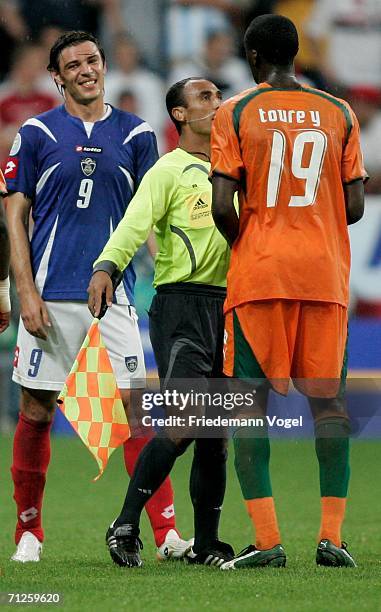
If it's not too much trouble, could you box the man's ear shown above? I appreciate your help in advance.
[52,70,64,87]
[246,48,257,66]
[172,106,186,124]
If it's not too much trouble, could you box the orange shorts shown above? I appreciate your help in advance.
[224,300,348,398]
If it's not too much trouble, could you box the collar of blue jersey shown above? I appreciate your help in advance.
[60,103,112,123]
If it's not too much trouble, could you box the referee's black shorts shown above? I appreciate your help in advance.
[148,282,226,383]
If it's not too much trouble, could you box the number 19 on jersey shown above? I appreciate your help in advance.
[267,129,327,208]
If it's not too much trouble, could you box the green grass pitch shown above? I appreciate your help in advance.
[0,435,380,611]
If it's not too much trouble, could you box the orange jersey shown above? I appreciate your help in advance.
[211,82,367,310]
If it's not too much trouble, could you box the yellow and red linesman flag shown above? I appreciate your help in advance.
[57,319,130,480]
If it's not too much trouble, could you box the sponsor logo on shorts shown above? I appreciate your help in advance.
[5,157,19,178]
[13,345,20,367]
[125,355,138,372]
[80,157,96,176]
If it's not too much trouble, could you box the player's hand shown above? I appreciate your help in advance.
[0,310,10,333]
[87,271,113,319]
[19,289,51,340]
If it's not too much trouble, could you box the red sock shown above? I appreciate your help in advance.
[123,436,177,547]
[12,413,52,544]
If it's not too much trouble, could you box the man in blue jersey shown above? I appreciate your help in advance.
[0,170,10,333]
[5,31,191,563]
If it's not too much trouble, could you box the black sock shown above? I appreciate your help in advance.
[115,436,190,528]
[190,438,228,552]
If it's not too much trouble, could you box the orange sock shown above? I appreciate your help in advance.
[319,497,347,547]
[245,497,281,550]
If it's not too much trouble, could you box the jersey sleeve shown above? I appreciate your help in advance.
[341,108,368,184]
[94,163,174,271]
[211,104,244,181]
[4,128,38,197]
[131,122,159,185]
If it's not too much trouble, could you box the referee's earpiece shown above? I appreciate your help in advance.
[186,112,215,123]
[172,107,214,125]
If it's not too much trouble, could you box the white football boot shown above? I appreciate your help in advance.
[156,529,194,560]
[11,531,42,562]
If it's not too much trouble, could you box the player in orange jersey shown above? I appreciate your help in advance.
[211,14,366,569]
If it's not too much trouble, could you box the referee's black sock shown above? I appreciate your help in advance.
[115,436,190,528]
[190,438,228,553]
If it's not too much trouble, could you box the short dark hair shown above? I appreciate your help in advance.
[166,77,204,134]
[244,14,299,66]
[47,30,105,72]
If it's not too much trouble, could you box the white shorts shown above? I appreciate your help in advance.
[12,302,146,391]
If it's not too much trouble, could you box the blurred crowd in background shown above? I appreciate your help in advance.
[1,0,381,166]
[1,0,381,430]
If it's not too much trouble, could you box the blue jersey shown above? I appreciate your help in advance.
[5,104,158,304]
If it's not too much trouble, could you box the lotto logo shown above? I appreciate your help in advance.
[4,158,18,178]
[161,504,175,519]
[20,507,38,523]
[75,145,102,153]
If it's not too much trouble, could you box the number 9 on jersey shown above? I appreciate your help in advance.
[77,178,93,208]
